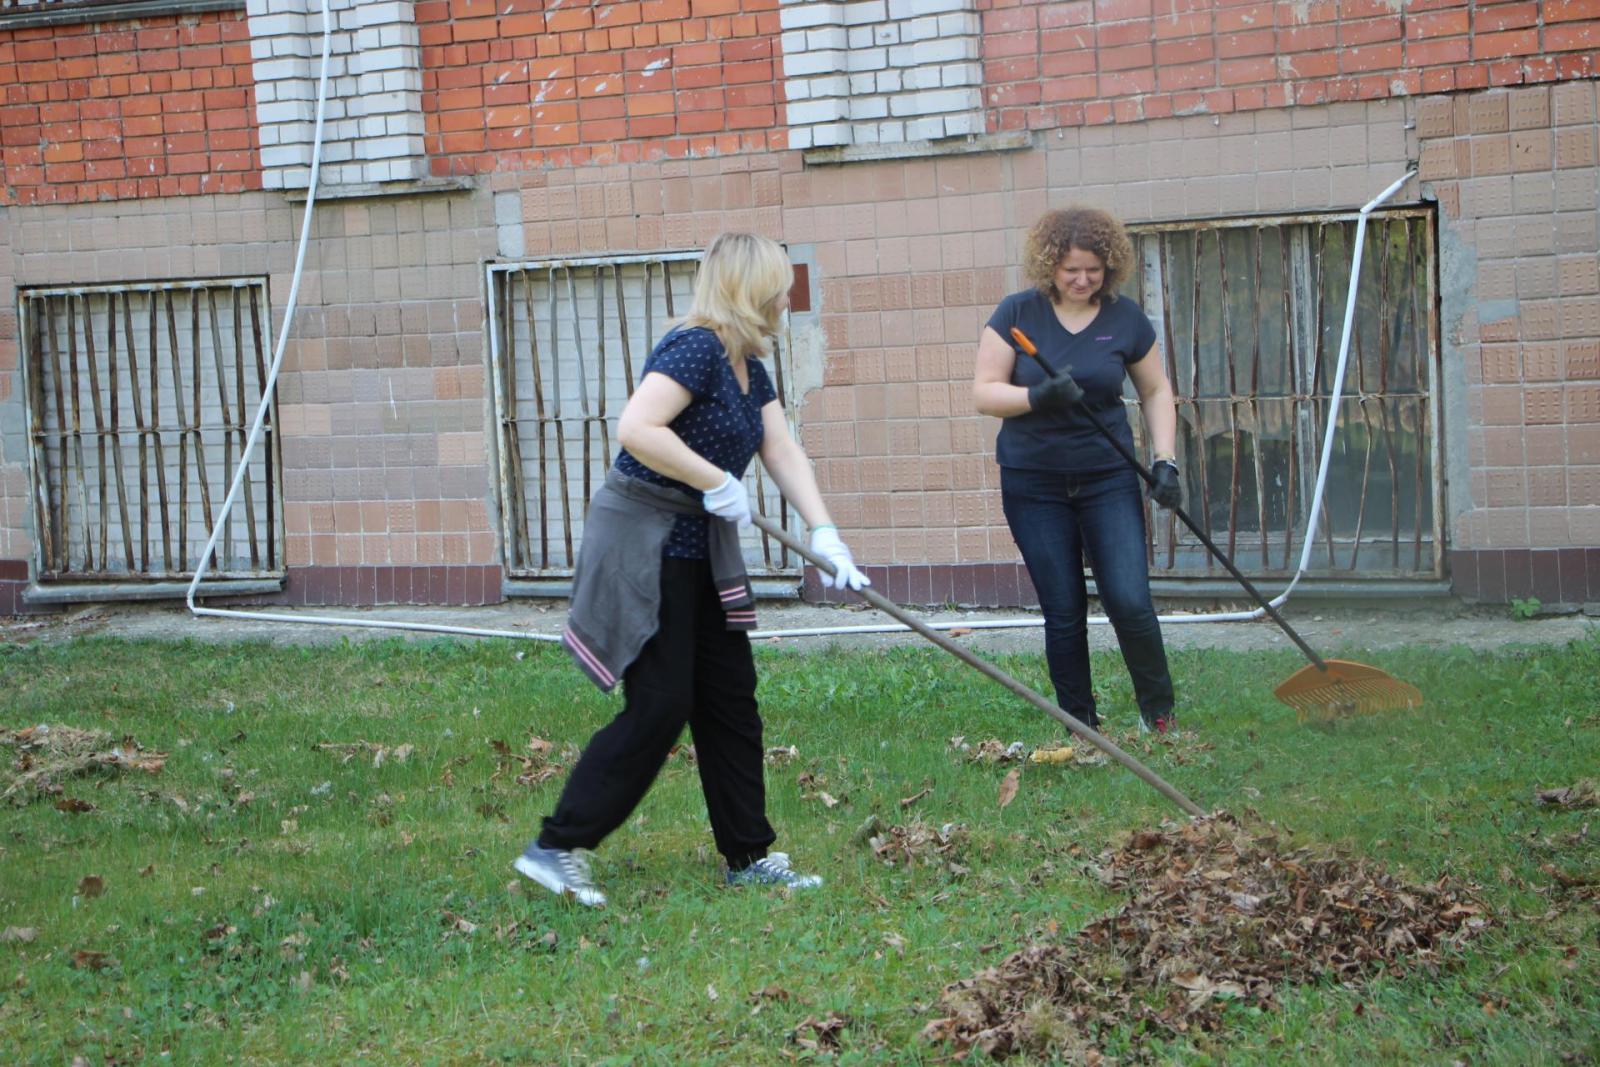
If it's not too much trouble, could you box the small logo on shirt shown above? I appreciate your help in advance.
[1095,335,1114,341]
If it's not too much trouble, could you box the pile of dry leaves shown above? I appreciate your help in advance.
[922,812,1489,1061]
[2,724,166,804]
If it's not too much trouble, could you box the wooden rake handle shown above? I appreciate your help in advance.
[751,513,1205,818]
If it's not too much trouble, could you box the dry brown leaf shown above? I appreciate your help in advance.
[899,787,932,808]
[71,949,113,971]
[0,927,37,943]
[76,875,104,898]
[998,768,1020,809]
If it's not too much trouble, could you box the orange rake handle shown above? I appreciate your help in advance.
[1009,326,1330,673]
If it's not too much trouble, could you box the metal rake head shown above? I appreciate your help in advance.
[1273,659,1424,723]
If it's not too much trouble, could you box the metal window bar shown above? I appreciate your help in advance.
[1127,209,1440,580]
[19,280,283,581]
[487,253,801,579]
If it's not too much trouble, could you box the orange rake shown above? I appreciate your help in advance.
[1009,327,1423,722]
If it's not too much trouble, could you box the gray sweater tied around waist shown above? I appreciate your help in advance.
[562,469,756,692]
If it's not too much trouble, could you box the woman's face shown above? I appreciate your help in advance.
[1053,246,1105,303]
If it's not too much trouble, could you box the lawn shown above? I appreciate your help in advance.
[1,630,1597,1065]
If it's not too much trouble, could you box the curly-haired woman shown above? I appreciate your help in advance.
[972,207,1181,735]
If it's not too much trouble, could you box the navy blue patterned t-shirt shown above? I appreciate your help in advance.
[986,288,1158,473]
[614,326,778,558]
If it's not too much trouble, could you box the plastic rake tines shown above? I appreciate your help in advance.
[1273,659,1425,722]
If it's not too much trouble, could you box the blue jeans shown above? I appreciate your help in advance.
[1000,465,1174,728]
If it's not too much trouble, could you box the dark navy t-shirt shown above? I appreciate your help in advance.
[986,288,1158,473]
[614,326,777,558]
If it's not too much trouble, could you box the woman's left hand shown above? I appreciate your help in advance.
[1150,460,1182,509]
[809,526,871,591]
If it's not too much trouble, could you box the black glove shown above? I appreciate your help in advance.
[1149,459,1182,510]
[1026,371,1083,415]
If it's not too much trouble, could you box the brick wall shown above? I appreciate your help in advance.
[982,0,1600,129]
[417,0,787,174]
[1420,81,1600,607]
[0,12,259,205]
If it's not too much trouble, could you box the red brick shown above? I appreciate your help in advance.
[1340,43,1403,72]
[985,31,1040,59]
[1158,60,1217,91]
[1217,30,1273,58]
[1547,23,1600,52]
[1475,2,1540,32]
[1407,9,1470,38]
[1220,57,1276,85]
[1473,29,1541,58]
[1406,37,1470,66]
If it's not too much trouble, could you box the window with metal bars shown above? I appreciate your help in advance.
[487,254,802,583]
[19,280,283,584]
[1126,210,1441,579]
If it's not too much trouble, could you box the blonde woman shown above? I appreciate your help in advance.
[516,233,869,907]
[973,207,1180,736]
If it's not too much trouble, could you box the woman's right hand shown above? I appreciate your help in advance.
[702,471,752,527]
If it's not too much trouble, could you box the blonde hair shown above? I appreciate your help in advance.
[680,232,793,361]
[1023,206,1135,304]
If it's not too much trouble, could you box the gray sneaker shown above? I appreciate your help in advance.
[514,843,606,907]
[726,852,822,890]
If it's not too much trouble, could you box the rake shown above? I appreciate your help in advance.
[751,515,1206,817]
[1009,327,1422,722]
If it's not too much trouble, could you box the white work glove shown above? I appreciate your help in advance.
[809,525,870,591]
[702,471,752,528]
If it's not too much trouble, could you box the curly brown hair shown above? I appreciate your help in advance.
[1023,207,1135,304]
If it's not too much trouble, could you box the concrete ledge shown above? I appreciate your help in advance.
[23,579,284,605]
[0,0,241,30]
[802,131,1031,167]
[282,177,475,204]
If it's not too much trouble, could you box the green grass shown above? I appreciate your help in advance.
[1,631,1597,1065]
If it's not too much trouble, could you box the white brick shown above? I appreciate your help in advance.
[807,25,847,50]
[913,37,975,63]
[253,57,310,81]
[249,12,305,36]
[261,144,310,169]
[942,111,982,136]
[852,123,880,143]
[788,125,814,149]
[899,65,936,91]
[804,74,851,98]
[905,115,946,140]
[781,30,809,53]
[902,16,938,42]
[779,2,843,30]
[851,95,888,119]
[847,25,874,49]
[842,0,885,25]
[783,49,846,76]
[849,71,876,94]
[941,62,980,87]
[787,98,850,125]
[937,12,979,36]
[876,121,905,143]
[352,1,410,28]
[811,122,852,147]
[876,68,901,92]
[845,46,887,72]
[873,23,899,45]
[257,100,317,124]
[889,0,967,15]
